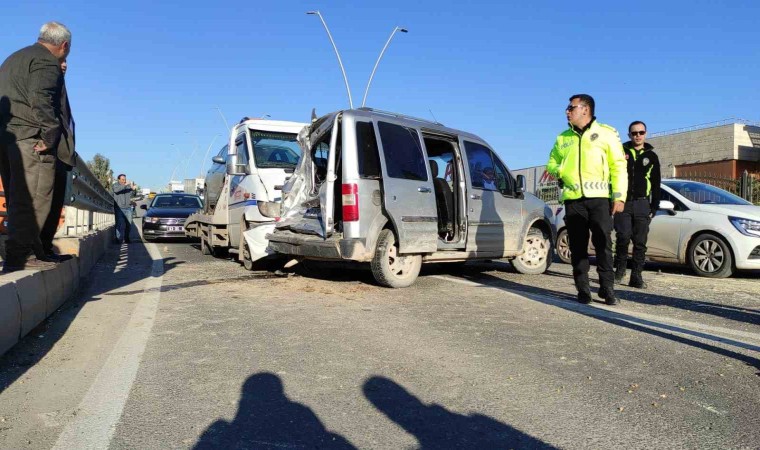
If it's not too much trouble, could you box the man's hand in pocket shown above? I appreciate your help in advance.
[33,140,48,153]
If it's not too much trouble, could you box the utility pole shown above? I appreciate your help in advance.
[307,10,354,109]
[362,26,408,107]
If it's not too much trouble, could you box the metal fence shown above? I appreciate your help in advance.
[59,154,115,236]
[675,171,758,205]
[533,171,759,206]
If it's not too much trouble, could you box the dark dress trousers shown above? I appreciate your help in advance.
[0,43,65,264]
[40,81,76,253]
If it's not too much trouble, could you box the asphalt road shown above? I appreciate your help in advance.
[1,227,759,449]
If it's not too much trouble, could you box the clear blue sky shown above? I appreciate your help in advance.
[2,0,759,191]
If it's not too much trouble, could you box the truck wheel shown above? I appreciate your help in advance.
[241,240,254,270]
[511,227,551,274]
[371,229,421,288]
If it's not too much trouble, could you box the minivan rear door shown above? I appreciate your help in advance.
[318,114,341,237]
[375,120,437,253]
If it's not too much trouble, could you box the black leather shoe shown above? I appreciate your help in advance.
[577,292,593,304]
[2,257,57,272]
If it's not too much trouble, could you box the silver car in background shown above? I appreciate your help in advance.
[555,179,760,278]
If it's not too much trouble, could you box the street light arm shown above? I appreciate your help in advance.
[307,11,354,109]
[362,26,407,108]
[199,134,220,178]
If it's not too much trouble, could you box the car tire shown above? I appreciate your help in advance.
[556,228,572,264]
[511,227,552,274]
[688,233,734,278]
[370,229,422,288]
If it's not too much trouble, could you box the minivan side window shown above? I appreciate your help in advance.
[464,141,496,190]
[377,121,428,181]
[356,121,381,178]
[235,134,249,166]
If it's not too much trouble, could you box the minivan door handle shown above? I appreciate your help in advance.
[470,194,481,200]
[417,187,432,193]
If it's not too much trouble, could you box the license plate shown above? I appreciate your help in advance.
[167,226,184,232]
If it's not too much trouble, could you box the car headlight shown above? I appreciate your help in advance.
[258,201,281,219]
[729,216,760,238]
[145,217,160,224]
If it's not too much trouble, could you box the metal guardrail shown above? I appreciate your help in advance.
[59,154,116,237]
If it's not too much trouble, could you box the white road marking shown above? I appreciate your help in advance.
[431,274,760,353]
[52,242,164,450]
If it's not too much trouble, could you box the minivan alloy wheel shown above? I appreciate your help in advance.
[371,229,422,288]
[511,227,552,275]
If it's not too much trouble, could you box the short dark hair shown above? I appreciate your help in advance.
[117,173,126,180]
[569,94,595,116]
[628,121,647,133]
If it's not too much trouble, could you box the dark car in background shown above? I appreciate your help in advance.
[141,193,202,241]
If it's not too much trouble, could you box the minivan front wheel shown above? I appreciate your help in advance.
[371,229,422,288]
[511,227,552,275]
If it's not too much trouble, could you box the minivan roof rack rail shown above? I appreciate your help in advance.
[356,107,443,126]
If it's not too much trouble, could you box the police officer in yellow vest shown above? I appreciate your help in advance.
[547,94,628,305]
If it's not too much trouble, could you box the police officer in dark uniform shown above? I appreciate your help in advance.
[614,121,661,288]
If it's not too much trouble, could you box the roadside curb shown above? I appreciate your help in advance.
[0,226,114,356]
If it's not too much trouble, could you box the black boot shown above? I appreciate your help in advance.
[598,287,619,305]
[614,262,626,285]
[629,270,647,289]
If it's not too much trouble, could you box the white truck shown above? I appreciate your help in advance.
[184,118,307,269]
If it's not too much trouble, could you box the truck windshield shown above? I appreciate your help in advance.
[250,131,301,169]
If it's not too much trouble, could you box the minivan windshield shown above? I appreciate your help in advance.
[250,131,301,169]
[664,180,752,205]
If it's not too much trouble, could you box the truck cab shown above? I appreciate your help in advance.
[185,118,307,268]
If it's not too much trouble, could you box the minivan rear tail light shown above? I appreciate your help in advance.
[342,183,359,222]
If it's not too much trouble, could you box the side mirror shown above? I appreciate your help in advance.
[226,154,248,176]
[140,204,147,210]
[658,199,677,216]
[516,175,526,193]
[212,156,225,165]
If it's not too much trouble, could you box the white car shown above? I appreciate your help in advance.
[554,180,760,278]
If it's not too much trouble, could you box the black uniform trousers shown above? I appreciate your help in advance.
[614,197,651,273]
[564,197,614,295]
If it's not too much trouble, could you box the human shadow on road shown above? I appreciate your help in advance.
[194,372,356,449]
[460,262,760,327]
[0,231,182,394]
[449,269,760,374]
[363,376,556,449]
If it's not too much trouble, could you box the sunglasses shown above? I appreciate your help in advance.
[565,105,583,112]
[630,130,646,136]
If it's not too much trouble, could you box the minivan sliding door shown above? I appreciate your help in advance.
[374,121,437,254]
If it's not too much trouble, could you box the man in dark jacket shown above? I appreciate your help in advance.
[112,174,135,244]
[0,22,72,272]
[614,121,661,288]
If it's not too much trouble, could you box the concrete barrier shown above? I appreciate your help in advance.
[42,264,66,316]
[14,271,48,337]
[0,280,21,355]
[0,226,114,357]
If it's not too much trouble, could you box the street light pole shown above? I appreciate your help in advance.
[199,134,221,177]
[362,26,407,108]
[214,106,230,133]
[306,10,354,109]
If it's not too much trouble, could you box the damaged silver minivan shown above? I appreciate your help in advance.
[267,108,555,287]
